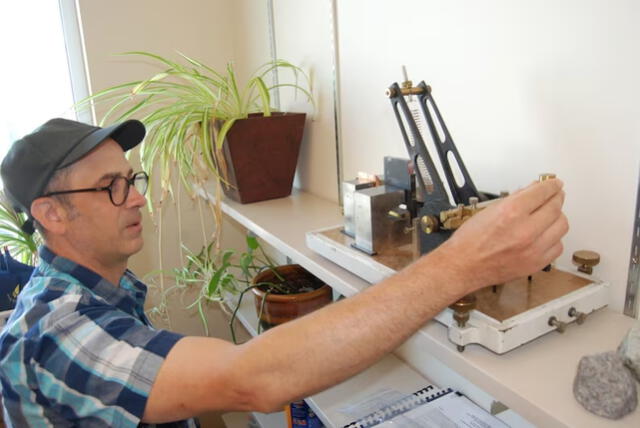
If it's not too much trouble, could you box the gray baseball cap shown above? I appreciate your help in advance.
[1,118,146,231]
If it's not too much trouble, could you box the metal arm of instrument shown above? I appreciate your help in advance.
[387,79,491,254]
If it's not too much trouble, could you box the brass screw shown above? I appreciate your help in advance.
[539,173,556,182]
[568,307,587,325]
[420,215,439,234]
[449,294,477,328]
[572,250,600,275]
[548,316,567,333]
[469,196,479,210]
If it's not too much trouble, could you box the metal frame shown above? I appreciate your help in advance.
[266,0,344,205]
[266,0,280,111]
[58,0,92,123]
[624,170,640,318]
[329,0,344,205]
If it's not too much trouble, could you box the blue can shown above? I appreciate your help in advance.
[307,406,324,428]
[290,400,308,427]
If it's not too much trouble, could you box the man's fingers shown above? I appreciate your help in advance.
[541,241,564,269]
[527,190,565,238]
[509,178,564,215]
[533,212,569,257]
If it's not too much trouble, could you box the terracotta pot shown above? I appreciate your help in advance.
[251,264,332,327]
[221,112,306,204]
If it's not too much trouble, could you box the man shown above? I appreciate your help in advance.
[0,118,567,426]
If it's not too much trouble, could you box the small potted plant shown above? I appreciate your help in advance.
[250,263,332,329]
[158,235,332,343]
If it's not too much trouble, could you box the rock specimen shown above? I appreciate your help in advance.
[574,351,637,419]
[619,322,640,381]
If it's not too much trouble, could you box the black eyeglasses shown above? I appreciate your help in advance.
[43,171,149,206]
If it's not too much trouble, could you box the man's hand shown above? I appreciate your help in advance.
[439,178,568,294]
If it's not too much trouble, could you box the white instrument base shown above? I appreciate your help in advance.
[306,226,609,354]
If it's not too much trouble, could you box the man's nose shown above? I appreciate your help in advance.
[126,185,147,208]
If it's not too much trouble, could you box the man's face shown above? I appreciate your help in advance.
[58,139,146,266]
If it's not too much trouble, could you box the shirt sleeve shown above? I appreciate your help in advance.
[31,298,184,427]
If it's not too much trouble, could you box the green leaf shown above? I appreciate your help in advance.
[220,273,234,290]
[221,249,235,265]
[207,267,225,297]
[215,118,237,150]
[246,235,259,251]
[226,62,242,114]
[249,76,271,117]
[239,253,253,278]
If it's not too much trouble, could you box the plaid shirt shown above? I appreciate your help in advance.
[0,246,198,427]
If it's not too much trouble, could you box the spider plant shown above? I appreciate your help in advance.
[0,192,41,265]
[153,234,286,343]
[75,51,313,219]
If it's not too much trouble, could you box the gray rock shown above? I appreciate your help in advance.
[618,322,640,381]
[573,351,637,419]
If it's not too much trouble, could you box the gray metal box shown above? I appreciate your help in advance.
[353,185,406,254]
[342,179,377,237]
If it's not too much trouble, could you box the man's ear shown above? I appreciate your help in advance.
[30,197,66,235]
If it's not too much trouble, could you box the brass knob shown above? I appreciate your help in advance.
[388,209,409,220]
[548,316,567,333]
[572,250,600,275]
[539,173,556,182]
[568,307,587,325]
[401,80,413,89]
[420,215,439,234]
[449,294,477,328]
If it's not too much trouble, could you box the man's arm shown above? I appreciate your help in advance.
[142,179,567,423]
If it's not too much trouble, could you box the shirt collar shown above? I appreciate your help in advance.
[37,246,147,317]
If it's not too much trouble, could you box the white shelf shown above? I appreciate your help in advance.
[252,411,286,428]
[221,410,286,428]
[222,190,640,428]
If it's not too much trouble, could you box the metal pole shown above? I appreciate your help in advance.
[266,0,280,111]
[624,168,640,318]
[329,0,344,206]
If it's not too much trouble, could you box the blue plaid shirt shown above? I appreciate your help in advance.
[0,247,198,427]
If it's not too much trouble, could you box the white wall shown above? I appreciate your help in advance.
[272,0,339,202]
[229,0,271,82]
[335,0,640,312]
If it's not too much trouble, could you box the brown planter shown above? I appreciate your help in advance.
[221,112,306,204]
[251,264,332,327]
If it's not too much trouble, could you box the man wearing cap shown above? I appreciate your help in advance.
[0,118,567,426]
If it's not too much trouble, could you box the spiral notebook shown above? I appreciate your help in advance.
[342,385,508,428]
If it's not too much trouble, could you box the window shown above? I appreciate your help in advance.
[0,0,89,157]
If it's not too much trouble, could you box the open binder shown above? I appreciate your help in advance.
[342,385,508,428]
